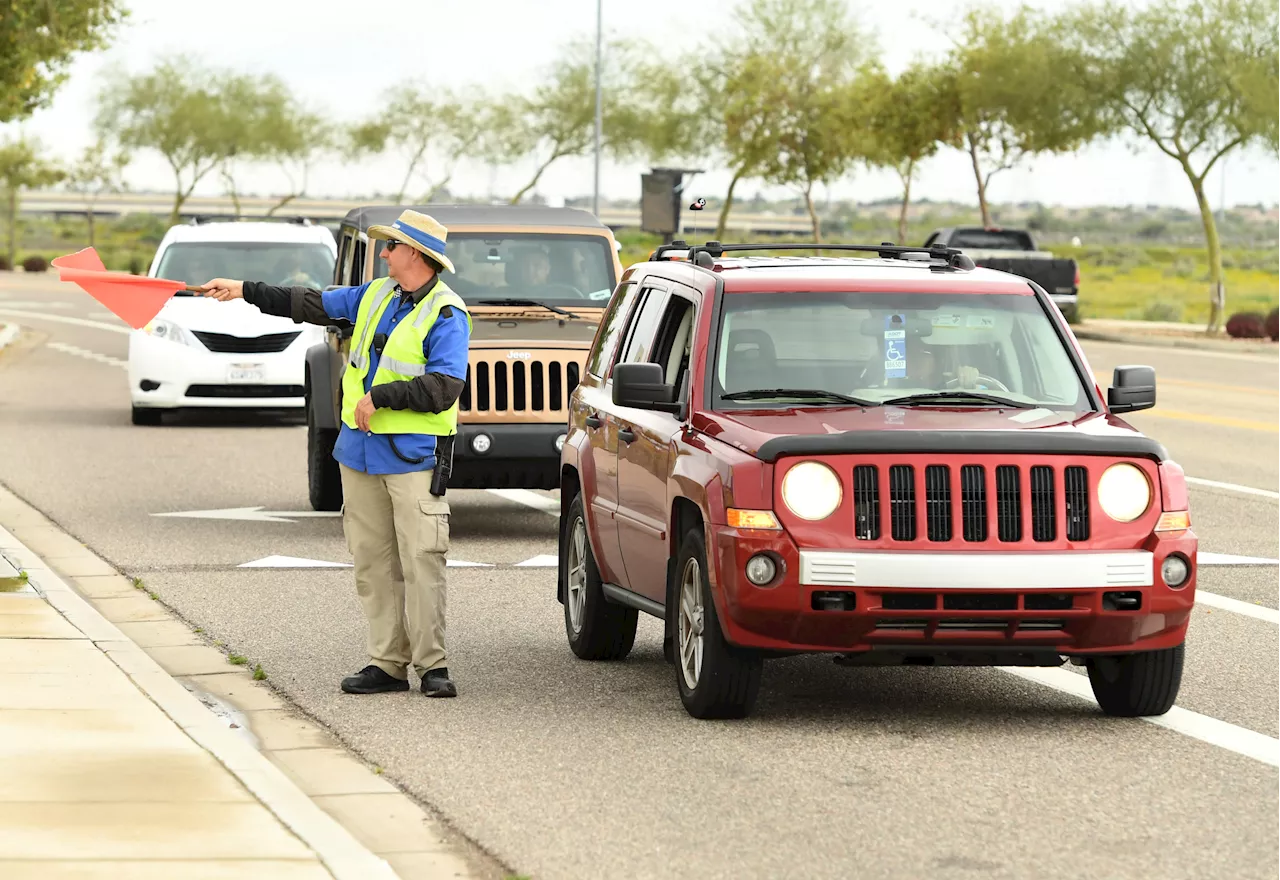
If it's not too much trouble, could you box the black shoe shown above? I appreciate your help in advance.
[341,665,409,694]
[421,668,457,698]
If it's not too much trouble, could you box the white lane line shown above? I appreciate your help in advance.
[1186,476,1280,500]
[1196,591,1280,624]
[486,488,559,515]
[47,341,127,370]
[0,308,130,335]
[1001,666,1280,768]
[1199,552,1279,565]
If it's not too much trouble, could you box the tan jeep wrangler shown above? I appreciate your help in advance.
[305,204,623,510]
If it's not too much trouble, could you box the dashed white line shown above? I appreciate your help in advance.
[1000,666,1280,768]
[46,341,127,370]
[0,308,130,335]
[485,488,560,514]
[1185,476,1280,500]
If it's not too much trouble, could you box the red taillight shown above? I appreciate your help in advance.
[1074,266,1081,286]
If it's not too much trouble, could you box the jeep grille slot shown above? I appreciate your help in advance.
[1031,465,1056,541]
[961,464,988,542]
[1064,466,1089,541]
[925,465,952,541]
[853,465,880,540]
[996,465,1021,542]
[889,465,916,541]
[460,355,583,416]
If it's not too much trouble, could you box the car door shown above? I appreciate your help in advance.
[571,280,641,585]
[614,284,697,604]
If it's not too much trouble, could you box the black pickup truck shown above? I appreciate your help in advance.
[923,226,1080,323]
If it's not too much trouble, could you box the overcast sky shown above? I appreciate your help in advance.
[9,0,1278,212]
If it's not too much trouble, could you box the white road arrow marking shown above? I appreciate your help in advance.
[515,554,558,567]
[237,555,493,569]
[153,507,342,523]
[1198,552,1279,565]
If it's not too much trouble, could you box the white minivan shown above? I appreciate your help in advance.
[127,218,337,425]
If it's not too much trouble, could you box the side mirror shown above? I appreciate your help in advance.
[1108,365,1156,413]
[612,362,679,413]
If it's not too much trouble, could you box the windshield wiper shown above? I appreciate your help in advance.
[722,388,875,406]
[881,391,1032,409]
[476,298,581,319]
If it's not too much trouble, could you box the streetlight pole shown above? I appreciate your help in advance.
[593,0,602,217]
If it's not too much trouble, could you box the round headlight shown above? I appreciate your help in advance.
[554,433,566,452]
[781,461,842,521]
[745,554,777,586]
[1161,554,1190,588]
[471,434,492,454]
[1097,463,1151,523]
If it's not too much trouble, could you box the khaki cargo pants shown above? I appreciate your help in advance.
[339,464,450,680]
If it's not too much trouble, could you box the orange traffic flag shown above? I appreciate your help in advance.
[51,247,203,330]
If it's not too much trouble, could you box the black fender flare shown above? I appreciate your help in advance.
[305,342,338,431]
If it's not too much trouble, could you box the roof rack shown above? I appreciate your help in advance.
[653,240,976,271]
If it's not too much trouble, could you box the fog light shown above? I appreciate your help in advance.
[554,433,566,452]
[1161,554,1189,588]
[745,554,776,586]
[471,433,492,454]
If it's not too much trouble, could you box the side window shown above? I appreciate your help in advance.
[617,287,669,367]
[586,282,638,378]
[649,293,697,393]
[350,238,367,285]
[336,231,352,285]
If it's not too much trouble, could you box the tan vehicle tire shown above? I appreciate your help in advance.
[562,493,637,661]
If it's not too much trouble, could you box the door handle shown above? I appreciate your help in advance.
[585,414,603,428]
[618,427,636,443]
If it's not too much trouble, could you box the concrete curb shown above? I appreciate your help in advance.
[0,512,400,879]
[1072,326,1279,355]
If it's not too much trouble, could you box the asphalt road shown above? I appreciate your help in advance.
[2,273,1277,880]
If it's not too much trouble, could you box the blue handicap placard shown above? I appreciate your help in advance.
[884,313,907,379]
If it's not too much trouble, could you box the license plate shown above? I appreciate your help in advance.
[227,364,265,383]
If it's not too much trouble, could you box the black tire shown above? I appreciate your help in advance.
[1086,643,1184,717]
[131,406,162,426]
[307,400,342,512]
[1060,303,1080,325]
[674,527,762,719]
[561,493,637,660]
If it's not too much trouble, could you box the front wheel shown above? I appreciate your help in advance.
[307,401,342,512]
[1086,644,1184,717]
[561,493,637,660]
[674,527,762,719]
[131,405,162,426]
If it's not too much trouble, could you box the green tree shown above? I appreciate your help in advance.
[944,4,1108,227]
[1057,0,1279,332]
[0,135,65,266]
[64,136,129,247]
[862,62,960,245]
[0,0,128,123]
[264,104,331,216]
[213,72,296,216]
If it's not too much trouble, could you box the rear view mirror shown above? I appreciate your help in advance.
[612,362,679,413]
[1108,365,1156,413]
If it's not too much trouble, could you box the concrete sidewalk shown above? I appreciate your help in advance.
[0,528,401,879]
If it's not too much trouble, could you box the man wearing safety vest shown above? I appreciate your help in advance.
[198,210,471,698]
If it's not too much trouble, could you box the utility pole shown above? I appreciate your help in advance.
[593,0,603,217]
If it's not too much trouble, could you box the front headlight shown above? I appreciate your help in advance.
[1097,463,1151,522]
[143,319,194,347]
[781,461,842,521]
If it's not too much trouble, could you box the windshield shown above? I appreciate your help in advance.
[157,242,336,294]
[372,233,616,305]
[712,291,1091,410]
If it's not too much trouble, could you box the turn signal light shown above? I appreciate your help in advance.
[727,509,781,530]
[1155,510,1190,532]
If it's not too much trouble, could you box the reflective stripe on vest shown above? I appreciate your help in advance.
[340,276,471,436]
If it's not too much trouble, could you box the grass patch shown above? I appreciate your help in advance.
[228,654,248,666]
[252,663,267,680]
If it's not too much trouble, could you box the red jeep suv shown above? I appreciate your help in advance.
[557,241,1196,720]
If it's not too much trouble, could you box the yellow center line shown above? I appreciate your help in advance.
[1092,372,1279,396]
[1138,409,1279,433]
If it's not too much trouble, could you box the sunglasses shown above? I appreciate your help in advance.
[385,239,404,251]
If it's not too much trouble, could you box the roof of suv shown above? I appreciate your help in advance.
[642,243,1036,295]
[158,220,337,247]
[339,203,611,231]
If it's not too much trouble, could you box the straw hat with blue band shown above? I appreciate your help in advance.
[367,209,456,275]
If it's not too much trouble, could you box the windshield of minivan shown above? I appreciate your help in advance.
[372,233,615,304]
[713,291,1090,409]
[157,242,336,295]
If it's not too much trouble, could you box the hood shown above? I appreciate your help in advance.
[156,296,303,336]
[468,308,603,346]
[695,405,1145,458]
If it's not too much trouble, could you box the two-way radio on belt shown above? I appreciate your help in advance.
[372,332,454,497]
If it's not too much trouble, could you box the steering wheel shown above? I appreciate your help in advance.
[945,373,1011,392]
